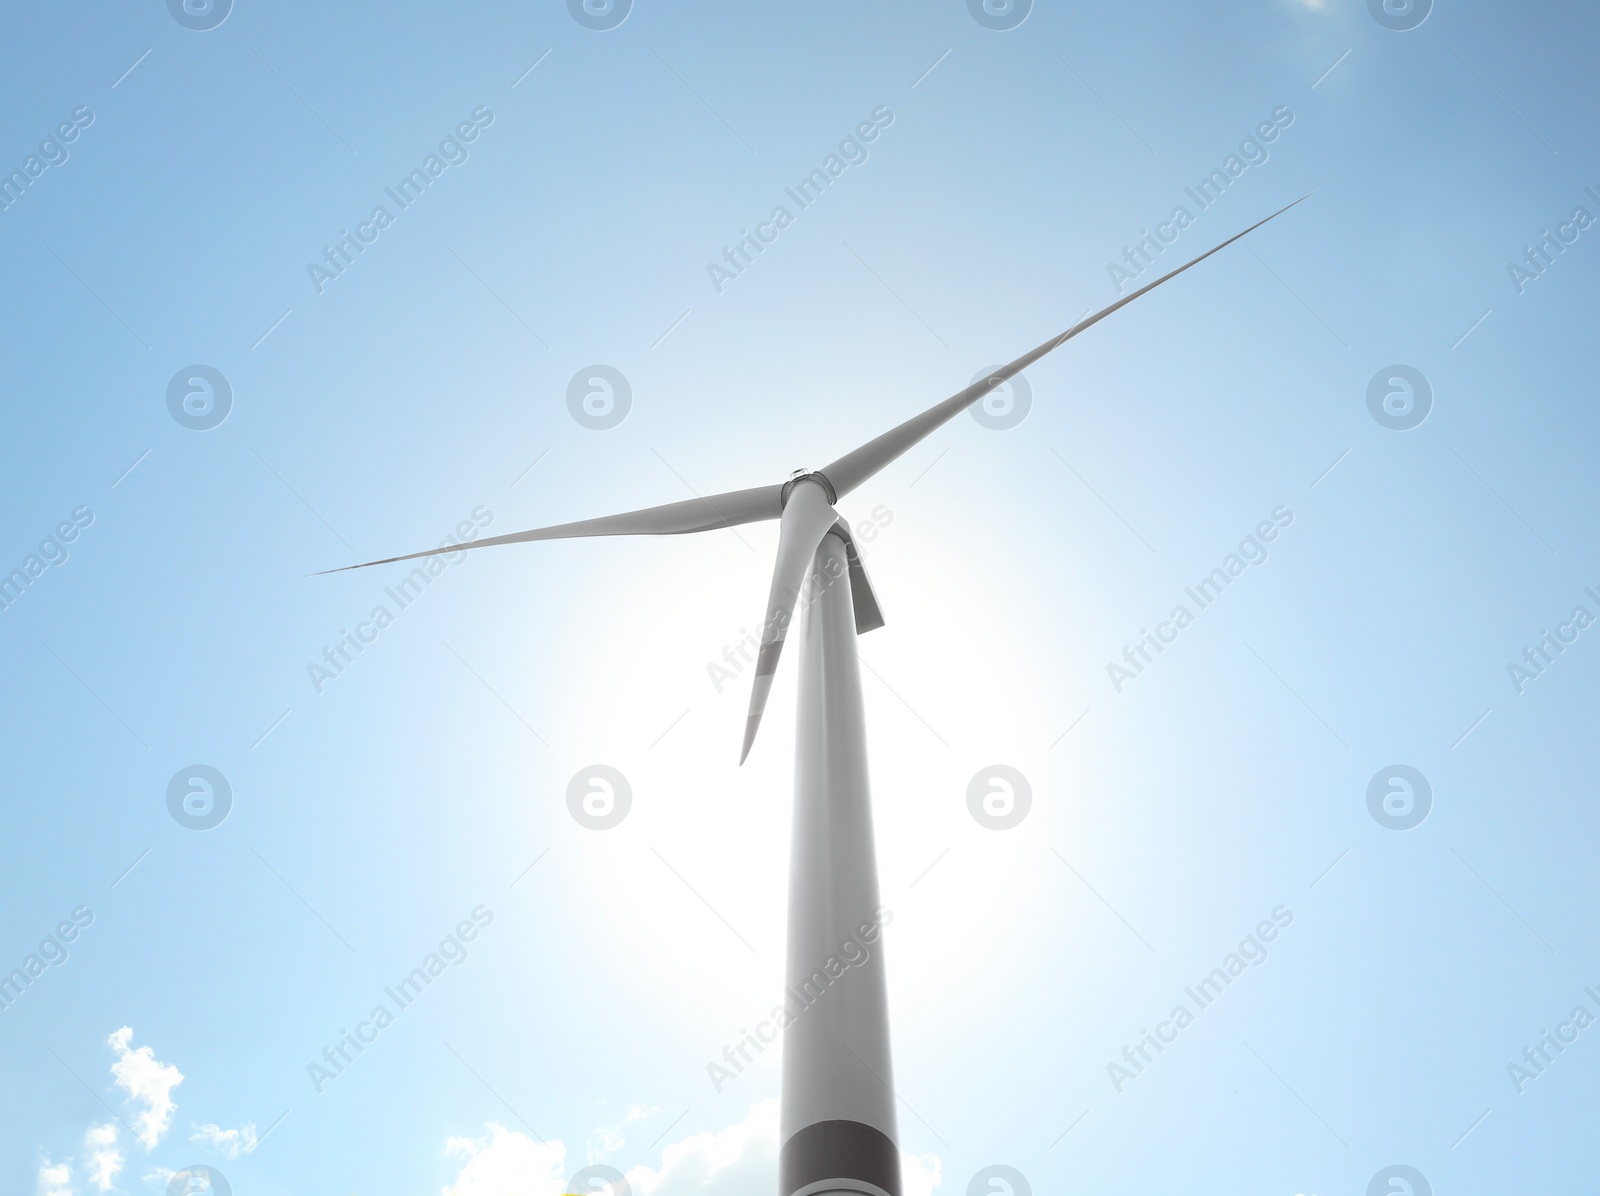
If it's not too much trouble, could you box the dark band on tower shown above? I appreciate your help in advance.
[779,1119,901,1196]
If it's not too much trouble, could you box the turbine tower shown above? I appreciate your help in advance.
[325,199,1304,1196]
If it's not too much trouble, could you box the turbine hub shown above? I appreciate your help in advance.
[781,469,837,508]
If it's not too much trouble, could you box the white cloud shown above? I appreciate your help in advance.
[586,1105,653,1161]
[442,1123,570,1196]
[37,1159,74,1196]
[38,1030,247,1196]
[441,1101,940,1196]
[189,1122,258,1159]
[902,1150,943,1196]
[107,1027,184,1150]
[628,1103,942,1196]
[82,1124,123,1193]
[625,1100,777,1196]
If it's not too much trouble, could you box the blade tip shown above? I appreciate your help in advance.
[739,718,761,765]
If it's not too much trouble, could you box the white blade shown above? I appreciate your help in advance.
[819,196,1311,498]
[315,484,784,574]
[740,479,840,764]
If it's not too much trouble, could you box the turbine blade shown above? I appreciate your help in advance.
[739,479,839,764]
[315,484,784,574]
[820,195,1312,498]
[828,517,885,635]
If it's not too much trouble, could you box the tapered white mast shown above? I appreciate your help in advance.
[317,199,1308,1196]
[779,525,899,1196]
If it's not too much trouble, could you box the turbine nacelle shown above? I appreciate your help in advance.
[780,468,837,508]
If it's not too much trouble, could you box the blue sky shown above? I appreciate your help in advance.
[3,1,1598,1194]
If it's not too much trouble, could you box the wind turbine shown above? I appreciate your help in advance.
[325,199,1304,1196]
